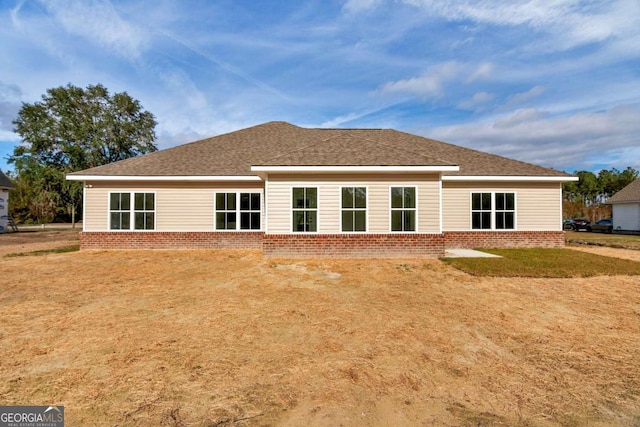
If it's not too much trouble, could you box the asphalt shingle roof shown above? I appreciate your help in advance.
[607,179,640,203]
[69,121,570,178]
[0,170,14,189]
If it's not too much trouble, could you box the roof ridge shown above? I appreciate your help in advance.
[369,129,457,166]
[254,128,343,165]
[255,127,458,167]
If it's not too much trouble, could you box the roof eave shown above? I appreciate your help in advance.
[66,175,262,182]
[442,175,577,182]
[250,165,460,173]
[608,199,640,204]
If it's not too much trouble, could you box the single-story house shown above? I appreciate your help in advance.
[0,170,14,234]
[67,121,577,257]
[607,179,640,232]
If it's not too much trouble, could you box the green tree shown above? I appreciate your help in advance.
[575,170,599,205]
[597,167,639,199]
[10,83,157,225]
[616,167,639,192]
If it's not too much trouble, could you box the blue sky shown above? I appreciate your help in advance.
[1,0,639,174]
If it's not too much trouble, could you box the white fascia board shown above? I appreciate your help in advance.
[66,175,262,182]
[250,165,460,173]
[442,175,578,182]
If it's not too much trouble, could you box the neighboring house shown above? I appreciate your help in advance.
[67,121,577,257]
[607,179,640,232]
[0,170,15,234]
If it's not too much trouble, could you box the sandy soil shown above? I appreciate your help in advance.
[1,233,639,426]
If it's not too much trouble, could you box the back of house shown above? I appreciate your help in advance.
[67,121,576,257]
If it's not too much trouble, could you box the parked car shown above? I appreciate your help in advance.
[591,218,613,233]
[563,218,591,231]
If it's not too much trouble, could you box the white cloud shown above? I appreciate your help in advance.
[377,61,461,98]
[0,82,23,133]
[342,0,383,14]
[355,0,640,52]
[458,91,494,110]
[429,105,640,169]
[377,61,497,99]
[493,108,549,128]
[9,0,25,28]
[36,0,149,59]
[508,85,545,104]
[466,62,494,82]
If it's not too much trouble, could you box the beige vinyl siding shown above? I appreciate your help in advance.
[265,174,440,234]
[442,181,562,231]
[83,181,263,231]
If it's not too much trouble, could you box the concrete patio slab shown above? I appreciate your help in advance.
[444,249,502,258]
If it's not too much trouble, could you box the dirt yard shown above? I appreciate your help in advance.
[1,231,639,426]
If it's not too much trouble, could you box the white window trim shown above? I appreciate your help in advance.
[339,185,369,233]
[389,186,418,233]
[291,186,319,234]
[213,191,263,231]
[469,191,517,231]
[107,191,157,231]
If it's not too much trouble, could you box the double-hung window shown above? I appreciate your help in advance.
[495,192,515,229]
[471,192,515,230]
[292,187,317,232]
[109,192,155,230]
[215,192,261,230]
[341,187,366,232]
[390,187,416,232]
[471,193,492,230]
[216,193,237,230]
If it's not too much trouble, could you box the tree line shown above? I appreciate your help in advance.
[563,167,639,221]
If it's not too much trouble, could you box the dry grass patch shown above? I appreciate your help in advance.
[566,231,640,250]
[1,239,640,425]
[0,229,80,257]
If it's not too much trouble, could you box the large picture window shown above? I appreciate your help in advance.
[341,187,366,232]
[215,192,261,231]
[110,192,155,230]
[390,187,416,232]
[471,192,515,230]
[292,187,317,232]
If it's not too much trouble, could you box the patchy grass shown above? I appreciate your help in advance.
[443,248,640,277]
[5,245,80,257]
[566,231,640,250]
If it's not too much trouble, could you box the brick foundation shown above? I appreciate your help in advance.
[444,231,565,249]
[263,233,445,258]
[80,231,264,250]
[80,230,565,255]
